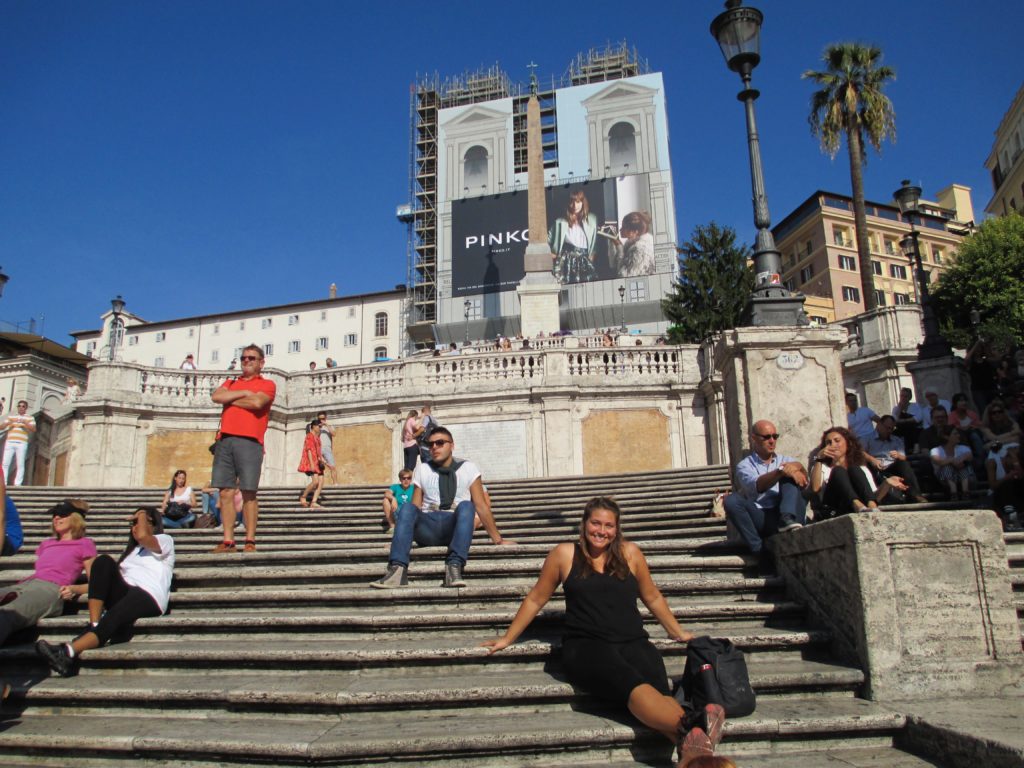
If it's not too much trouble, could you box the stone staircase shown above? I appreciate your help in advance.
[0,468,953,766]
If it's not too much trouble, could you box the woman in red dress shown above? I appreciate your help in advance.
[297,419,325,508]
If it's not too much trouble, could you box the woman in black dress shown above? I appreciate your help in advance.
[482,497,724,765]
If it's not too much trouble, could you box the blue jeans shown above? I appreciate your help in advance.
[202,490,220,516]
[162,512,196,529]
[389,501,476,568]
[724,482,807,554]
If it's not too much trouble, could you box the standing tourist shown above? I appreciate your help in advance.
[210,344,276,553]
[297,419,325,509]
[317,412,336,484]
[1,400,36,486]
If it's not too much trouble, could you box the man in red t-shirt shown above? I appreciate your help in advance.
[210,344,276,553]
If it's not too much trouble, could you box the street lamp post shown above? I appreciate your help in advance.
[0,267,9,299]
[463,299,471,344]
[618,285,627,333]
[109,295,126,361]
[892,180,953,359]
[710,0,805,326]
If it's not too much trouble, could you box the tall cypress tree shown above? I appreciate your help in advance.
[662,222,755,343]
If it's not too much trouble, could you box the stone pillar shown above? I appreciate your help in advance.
[907,355,971,405]
[711,326,848,467]
[773,510,1024,701]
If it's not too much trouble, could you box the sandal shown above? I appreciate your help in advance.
[243,540,257,552]
[298,498,309,508]
[211,540,237,553]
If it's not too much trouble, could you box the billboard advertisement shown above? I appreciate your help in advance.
[451,174,657,295]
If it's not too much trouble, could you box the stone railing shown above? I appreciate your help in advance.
[79,344,699,412]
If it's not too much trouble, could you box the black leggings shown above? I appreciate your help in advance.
[822,465,874,517]
[561,636,669,706]
[88,555,161,646]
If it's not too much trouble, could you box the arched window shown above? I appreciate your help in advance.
[374,346,388,361]
[463,145,488,191]
[374,312,388,337]
[108,317,125,352]
[609,121,637,171]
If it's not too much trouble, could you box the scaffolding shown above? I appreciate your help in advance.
[402,44,648,344]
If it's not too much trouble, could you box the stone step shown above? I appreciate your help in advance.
[0,697,905,767]
[8,658,863,715]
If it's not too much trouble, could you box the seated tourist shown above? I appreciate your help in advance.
[891,387,924,452]
[950,392,986,462]
[199,483,242,529]
[864,416,927,503]
[920,389,952,429]
[380,469,414,532]
[161,469,196,529]
[36,507,175,677]
[1,475,23,557]
[980,399,1022,490]
[929,426,975,501]
[916,405,950,455]
[990,448,1023,530]
[845,393,879,446]
[723,420,807,571]
[809,427,902,517]
[0,500,95,646]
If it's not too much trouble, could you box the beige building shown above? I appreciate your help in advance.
[985,82,1024,217]
[71,288,406,372]
[774,186,974,323]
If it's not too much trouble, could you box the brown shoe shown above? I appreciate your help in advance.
[703,703,726,750]
[243,540,257,552]
[676,726,713,768]
[211,541,237,553]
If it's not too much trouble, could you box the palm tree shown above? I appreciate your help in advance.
[803,43,896,312]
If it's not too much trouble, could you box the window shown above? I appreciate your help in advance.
[233,347,244,360]
[239,320,246,331]
[86,341,97,355]
[288,340,301,353]
[263,343,274,356]
[344,333,357,346]
[874,290,887,306]
[894,293,911,305]
[374,312,388,337]
[210,349,220,363]
[261,318,272,330]
[212,323,220,335]
[608,121,638,171]
[884,238,896,255]
[188,328,195,338]
[288,314,299,326]
[128,335,139,346]
[805,241,812,256]
[838,255,856,271]
[320,310,327,321]
[889,264,908,280]
[463,145,489,191]
[628,280,646,302]
[842,286,861,302]
[464,298,482,319]
[154,356,165,367]
[809,315,828,325]
[869,233,880,253]
[932,247,943,265]
[832,226,851,247]
[316,336,329,351]
[784,278,796,292]
[155,332,166,343]
[871,260,882,276]
[347,307,356,318]
[374,346,388,361]
[799,265,814,284]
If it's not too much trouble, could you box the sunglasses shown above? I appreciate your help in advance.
[755,433,780,440]
[426,439,451,448]
[240,355,260,362]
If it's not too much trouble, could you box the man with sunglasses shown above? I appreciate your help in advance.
[210,344,276,553]
[371,427,511,588]
[724,420,808,572]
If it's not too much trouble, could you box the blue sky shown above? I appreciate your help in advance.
[1,0,1021,344]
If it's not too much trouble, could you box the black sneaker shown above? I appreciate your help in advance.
[36,640,77,678]
[443,562,467,588]
[379,517,392,533]
[779,517,803,532]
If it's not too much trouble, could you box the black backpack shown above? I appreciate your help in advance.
[674,635,756,717]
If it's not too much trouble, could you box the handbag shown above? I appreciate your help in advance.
[674,635,756,717]
[164,502,191,522]
[193,513,217,529]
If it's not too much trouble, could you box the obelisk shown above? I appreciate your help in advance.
[517,68,561,338]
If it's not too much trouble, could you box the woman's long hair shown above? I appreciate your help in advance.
[119,506,163,563]
[565,189,589,227]
[168,469,186,494]
[576,496,630,580]
[819,426,866,467]
[983,398,1010,430]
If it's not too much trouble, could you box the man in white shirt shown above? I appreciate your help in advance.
[1,400,36,486]
[845,393,879,446]
[371,427,513,588]
[865,415,927,503]
[920,388,952,429]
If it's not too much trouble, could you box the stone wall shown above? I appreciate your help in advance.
[581,408,670,475]
[144,429,219,487]
[773,510,1024,701]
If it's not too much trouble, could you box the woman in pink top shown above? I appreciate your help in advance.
[401,409,420,472]
[0,500,96,646]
